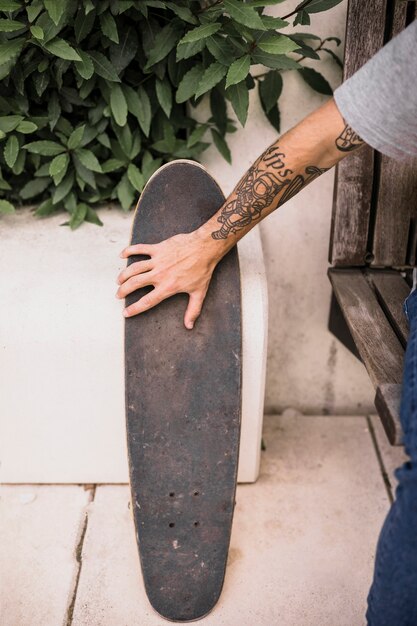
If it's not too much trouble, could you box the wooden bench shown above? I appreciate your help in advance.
[328,0,417,445]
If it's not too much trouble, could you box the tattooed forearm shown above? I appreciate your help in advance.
[335,124,363,152]
[211,145,328,240]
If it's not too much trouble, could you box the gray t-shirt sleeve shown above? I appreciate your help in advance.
[334,20,417,161]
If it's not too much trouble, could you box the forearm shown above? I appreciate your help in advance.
[197,98,363,258]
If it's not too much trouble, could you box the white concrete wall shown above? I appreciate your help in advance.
[198,0,375,414]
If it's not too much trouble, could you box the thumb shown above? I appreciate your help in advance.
[184,291,206,330]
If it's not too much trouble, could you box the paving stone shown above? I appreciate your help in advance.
[0,485,91,626]
[73,415,390,626]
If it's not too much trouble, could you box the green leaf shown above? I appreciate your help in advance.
[176,38,205,61]
[145,24,182,69]
[211,129,231,164]
[63,192,76,213]
[260,15,289,29]
[225,55,250,89]
[110,84,128,127]
[69,202,88,230]
[206,35,236,66]
[85,206,103,226]
[30,25,44,39]
[155,79,172,117]
[227,82,249,126]
[0,199,15,214]
[52,171,74,203]
[0,175,11,190]
[102,158,124,173]
[178,23,221,45]
[210,88,227,135]
[224,0,265,29]
[0,37,24,65]
[89,50,120,82]
[26,3,43,22]
[187,124,207,148]
[123,85,151,136]
[298,67,332,95]
[35,198,56,217]
[44,0,66,26]
[293,10,310,26]
[34,162,52,178]
[251,50,301,70]
[322,47,343,69]
[259,71,283,113]
[195,62,228,99]
[43,37,82,61]
[20,177,50,200]
[75,148,102,172]
[16,121,37,134]
[165,2,197,24]
[142,151,162,180]
[24,140,65,156]
[0,1,21,10]
[74,49,94,79]
[176,65,204,103]
[112,123,132,158]
[49,152,69,177]
[99,12,119,44]
[0,115,23,132]
[0,19,25,32]
[127,163,144,192]
[47,92,61,130]
[264,102,280,132]
[4,135,19,168]
[256,32,299,55]
[304,0,344,13]
[74,7,96,43]
[12,149,25,175]
[117,173,135,210]
[323,36,341,46]
[109,23,138,73]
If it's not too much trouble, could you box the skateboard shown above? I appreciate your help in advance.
[124,160,242,622]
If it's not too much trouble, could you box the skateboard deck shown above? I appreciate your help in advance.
[124,160,242,622]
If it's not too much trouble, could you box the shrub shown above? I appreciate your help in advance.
[0,0,343,228]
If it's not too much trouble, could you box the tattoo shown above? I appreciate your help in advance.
[211,146,328,240]
[335,124,363,152]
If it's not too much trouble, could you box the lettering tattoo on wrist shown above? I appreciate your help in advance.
[211,145,328,240]
[335,124,364,152]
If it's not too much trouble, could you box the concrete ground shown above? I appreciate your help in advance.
[1,414,408,626]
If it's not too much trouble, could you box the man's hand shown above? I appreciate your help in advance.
[116,229,223,329]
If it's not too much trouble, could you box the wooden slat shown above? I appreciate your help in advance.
[366,270,410,345]
[329,269,404,386]
[329,0,388,266]
[372,157,417,267]
[374,384,403,445]
[370,1,417,266]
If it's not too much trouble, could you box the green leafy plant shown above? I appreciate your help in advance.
[0,0,343,228]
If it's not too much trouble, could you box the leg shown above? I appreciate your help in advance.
[366,288,417,626]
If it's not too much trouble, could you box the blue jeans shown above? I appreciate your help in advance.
[366,287,417,625]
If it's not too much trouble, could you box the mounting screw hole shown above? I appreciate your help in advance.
[194,521,200,527]
[169,522,175,528]
[193,491,199,496]
[169,492,175,497]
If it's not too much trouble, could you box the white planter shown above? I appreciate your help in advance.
[1,207,267,483]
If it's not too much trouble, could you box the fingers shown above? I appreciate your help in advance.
[184,291,206,330]
[117,260,153,285]
[124,288,165,318]
[116,273,154,299]
[120,243,155,258]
